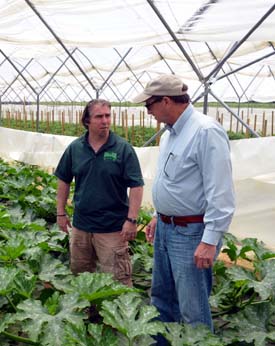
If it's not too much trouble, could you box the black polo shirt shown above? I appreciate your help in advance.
[54,131,144,233]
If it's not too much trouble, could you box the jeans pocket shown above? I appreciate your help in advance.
[175,223,204,237]
[114,247,132,285]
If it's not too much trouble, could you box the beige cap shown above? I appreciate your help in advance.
[132,74,188,103]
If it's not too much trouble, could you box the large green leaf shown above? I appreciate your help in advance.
[37,253,72,282]
[65,322,119,346]
[15,292,89,346]
[222,302,275,346]
[100,292,164,343]
[0,238,26,262]
[68,272,136,301]
[227,259,275,300]
[0,313,15,333]
[0,267,19,296]
[164,323,224,346]
[13,271,37,299]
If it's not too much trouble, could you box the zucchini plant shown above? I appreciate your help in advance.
[0,158,274,346]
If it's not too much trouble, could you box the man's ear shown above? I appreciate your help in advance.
[162,96,171,105]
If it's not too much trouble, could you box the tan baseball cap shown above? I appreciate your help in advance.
[132,74,188,103]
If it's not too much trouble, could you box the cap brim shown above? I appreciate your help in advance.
[132,92,152,103]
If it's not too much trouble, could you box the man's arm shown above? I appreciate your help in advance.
[128,186,143,220]
[56,179,72,233]
[121,186,143,241]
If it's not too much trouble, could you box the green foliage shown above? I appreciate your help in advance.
[163,323,225,346]
[65,322,119,345]
[0,159,274,346]
[100,292,164,345]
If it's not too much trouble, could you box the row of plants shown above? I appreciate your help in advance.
[0,118,249,145]
[0,158,274,345]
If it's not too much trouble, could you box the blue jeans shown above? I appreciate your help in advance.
[151,218,219,345]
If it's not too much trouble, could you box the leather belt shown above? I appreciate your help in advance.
[159,213,204,227]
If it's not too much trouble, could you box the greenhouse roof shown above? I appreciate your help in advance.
[0,0,274,103]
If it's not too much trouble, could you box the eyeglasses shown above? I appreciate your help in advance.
[145,97,163,110]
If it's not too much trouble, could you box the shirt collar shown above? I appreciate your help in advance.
[82,130,116,150]
[166,103,193,135]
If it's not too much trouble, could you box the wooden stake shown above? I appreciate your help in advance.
[122,111,125,130]
[125,111,128,141]
[216,110,219,121]
[113,111,116,132]
[156,122,161,145]
[271,111,274,136]
[263,119,267,137]
[245,118,250,138]
[62,111,65,134]
[46,112,50,132]
[262,111,265,134]
[142,111,145,141]
[229,113,232,132]
[131,114,135,144]
[31,111,34,130]
[253,114,257,131]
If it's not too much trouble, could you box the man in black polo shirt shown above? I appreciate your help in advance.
[55,99,144,286]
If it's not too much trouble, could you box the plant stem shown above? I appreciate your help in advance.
[6,294,17,312]
[1,331,39,345]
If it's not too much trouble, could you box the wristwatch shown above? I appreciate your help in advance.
[125,217,137,224]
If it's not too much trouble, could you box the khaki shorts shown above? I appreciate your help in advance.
[70,227,132,286]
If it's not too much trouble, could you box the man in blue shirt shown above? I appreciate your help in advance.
[133,75,235,344]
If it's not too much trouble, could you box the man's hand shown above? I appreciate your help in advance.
[57,215,72,234]
[120,221,137,242]
[194,242,216,269]
[145,217,157,243]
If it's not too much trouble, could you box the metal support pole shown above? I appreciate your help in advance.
[1,59,33,97]
[203,83,209,115]
[114,48,144,88]
[146,0,203,81]
[25,0,97,91]
[99,48,133,94]
[209,90,260,137]
[122,71,148,101]
[57,57,94,100]
[0,50,37,95]
[40,51,75,94]
[192,90,207,104]
[217,50,275,81]
[205,4,275,80]
[76,48,120,101]
[239,65,264,100]
[205,42,241,100]
[142,126,167,147]
[153,45,175,75]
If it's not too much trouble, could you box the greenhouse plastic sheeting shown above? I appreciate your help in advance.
[0,126,275,250]
[0,0,275,102]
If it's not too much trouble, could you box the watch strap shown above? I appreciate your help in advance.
[125,217,137,224]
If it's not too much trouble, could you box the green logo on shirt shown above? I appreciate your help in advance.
[104,152,117,161]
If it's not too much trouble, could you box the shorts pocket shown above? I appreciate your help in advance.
[114,247,132,285]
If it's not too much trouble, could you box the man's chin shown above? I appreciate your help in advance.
[99,129,109,136]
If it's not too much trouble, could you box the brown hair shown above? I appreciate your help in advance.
[81,99,111,129]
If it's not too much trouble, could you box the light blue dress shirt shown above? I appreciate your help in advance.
[152,104,235,245]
